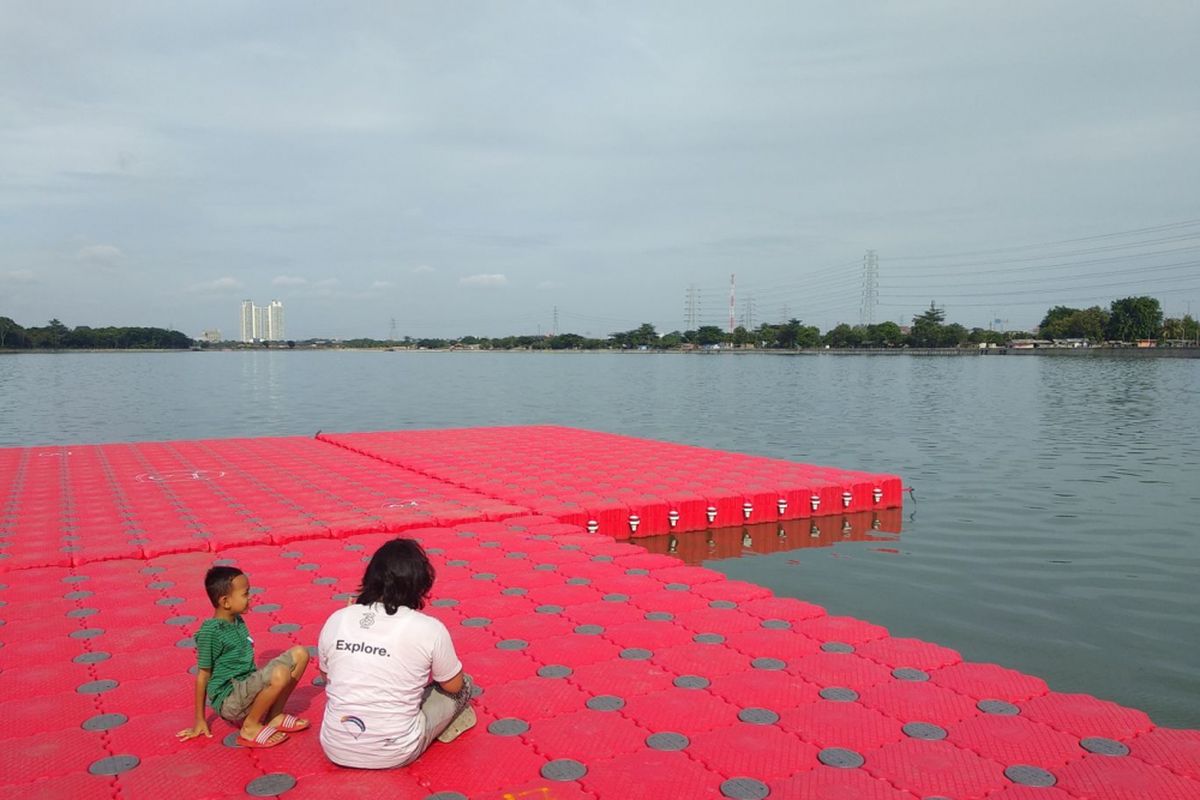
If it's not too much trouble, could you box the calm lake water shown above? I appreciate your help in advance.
[2,350,1198,728]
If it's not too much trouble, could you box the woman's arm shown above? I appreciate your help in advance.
[436,669,464,695]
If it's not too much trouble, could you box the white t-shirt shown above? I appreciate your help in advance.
[318,602,462,769]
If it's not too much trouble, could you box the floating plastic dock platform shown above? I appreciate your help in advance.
[1,427,1197,799]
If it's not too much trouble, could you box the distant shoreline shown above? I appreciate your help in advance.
[4,346,1197,358]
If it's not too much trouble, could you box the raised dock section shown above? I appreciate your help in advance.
[1,427,1196,799]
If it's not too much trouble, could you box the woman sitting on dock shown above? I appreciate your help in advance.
[317,538,476,768]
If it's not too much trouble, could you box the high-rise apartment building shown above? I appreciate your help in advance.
[239,299,285,342]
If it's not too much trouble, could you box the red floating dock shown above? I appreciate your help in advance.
[1,427,1197,799]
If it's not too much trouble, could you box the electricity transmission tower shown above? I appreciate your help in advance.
[860,250,879,326]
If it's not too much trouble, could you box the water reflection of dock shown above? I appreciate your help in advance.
[637,508,903,565]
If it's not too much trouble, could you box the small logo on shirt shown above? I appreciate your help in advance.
[340,715,366,739]
[360,611,376,629]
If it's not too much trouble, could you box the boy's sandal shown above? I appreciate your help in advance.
[277,714,309,733]
[237,726,288,748]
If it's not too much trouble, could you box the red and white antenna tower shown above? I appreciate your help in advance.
[728,273,736,334]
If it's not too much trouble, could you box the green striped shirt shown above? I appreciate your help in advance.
[195,616,256,711]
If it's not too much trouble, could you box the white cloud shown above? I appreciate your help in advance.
[75,244,124,266]
[2,269,36,283]
[272,275,308,287]
[371,280,395,290]
[187,276,243,293]
[411,264,436,274]
[459,273,508,287]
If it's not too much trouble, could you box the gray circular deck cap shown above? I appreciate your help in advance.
[457,530,476,537]
[165,615,197,626]
[903,722,947,740]
[721,778,770,800]
[541,758,587,781]
[538,665,572,678]
[89,755,139,776]
[270,623,301,634]
[533,563,557,572]
[751,657,786,670]
[253,602,281,613]
[472,572,497,581]
[645,611,674,621]
[223,731,241,747]
[497,638,528,650]
[506,551,528,559]
[64,590,93,600]
[68,607,99,618]
[761,619,791,630]
[424,793,468,800]
[72,650,110,664]
[70,628,104,639]
[738,707,779,725]
[565,576,589,585]
[532,534,552,541]
[591,554,614,562]
[694,633,725,644]
[312,576,336,585]
[603,593,629,602]
[140,566,165,574]
[822,641,854,653]
[246,773,297,796]
[892,667,929,681]
[312,675,327,687]
[621,648,653,660]
[432,598,459,607]
[625,568,649,576]
[82,713,127,732]
[536,604,564,614]
[488,718,530,736]
[176,637,195,649]
[560,543,582,551]
[447,559,469,567]
[78,679,118,694]
[1005,765,1057,787]
[978,699,1020,715]
[212,558,236,566]
[481,540,502,548]
[665,582,690,591]
[332,592,356,601]
[587,695,625,711]
[674,675,709,689]
[708,600,738,609]
[461,617,491,627]
[501,587,528,596]
[296,563,319,571]
[1080,737,1130,756]
[156,596,184,606]
[344,543,365,551]
[146,580,174,590]
[646,732,689,751]
[819,687,859,702]
[574,624,604,635]
[62,575,89,583]
[282,551,302,559]
[818,747,865,768]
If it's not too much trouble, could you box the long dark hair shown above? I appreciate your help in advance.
[357,538,436,614]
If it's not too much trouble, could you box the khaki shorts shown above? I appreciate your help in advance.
[219,651,296,722]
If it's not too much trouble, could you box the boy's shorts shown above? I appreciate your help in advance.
[219,650,296,722]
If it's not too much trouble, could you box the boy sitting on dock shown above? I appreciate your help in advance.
[176,565,311,748]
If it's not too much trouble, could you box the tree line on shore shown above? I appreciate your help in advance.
[0,317,192,350]
[360,295,1196,351]
[4,295,1195,352]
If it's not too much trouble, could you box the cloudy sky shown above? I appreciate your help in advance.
[2,1,1198,339]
